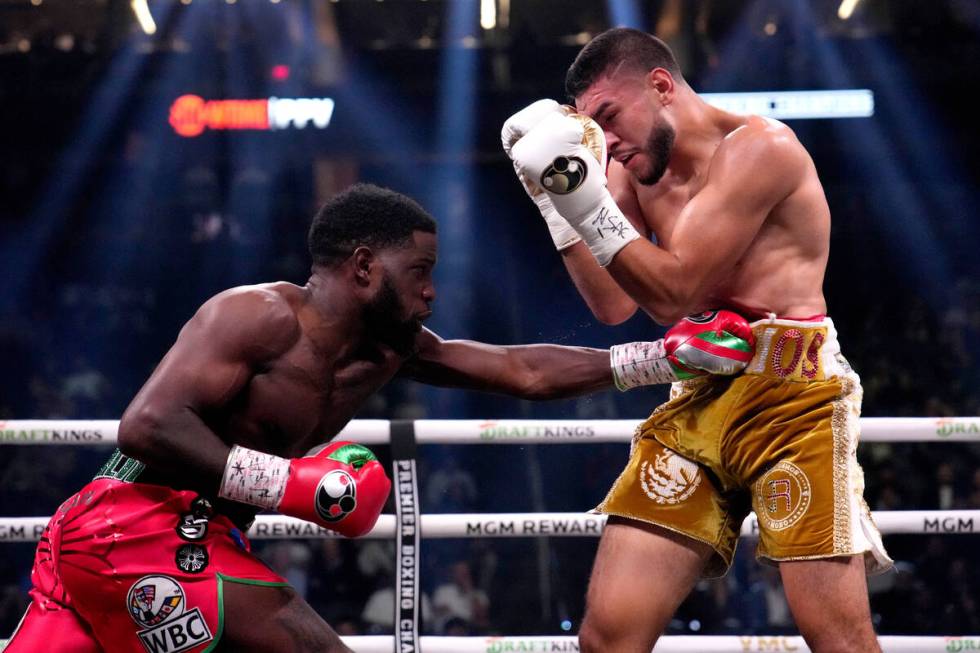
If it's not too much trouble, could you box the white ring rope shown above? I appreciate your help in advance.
[0,416,978,445]
[1,510,976,543]
[2,419,977,652]
[347,635,977,653]
[3,634,979,652]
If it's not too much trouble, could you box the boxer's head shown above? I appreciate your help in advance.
[567,28,681,186]
[309,183,437,355]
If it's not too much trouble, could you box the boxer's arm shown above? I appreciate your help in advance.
[558,164,645,324]
[399,328,612,400]
[118,288,299,494]
[606,124,805,324]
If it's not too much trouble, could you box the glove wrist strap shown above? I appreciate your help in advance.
[610,340,682,390]
[218,445,290,511]
[536,196,582,251]
[565,192,641,266]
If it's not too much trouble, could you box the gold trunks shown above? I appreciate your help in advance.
[595,317,892,577]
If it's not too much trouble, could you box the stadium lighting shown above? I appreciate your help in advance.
[838,0,862,20]
[130,0,156,35]
[700,89,874,119]
[480,0,496,30]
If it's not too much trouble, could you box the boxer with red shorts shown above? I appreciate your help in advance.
[10,454,289,653]
[8,184,746,651]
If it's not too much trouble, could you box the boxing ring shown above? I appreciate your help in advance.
[2,417,978,652]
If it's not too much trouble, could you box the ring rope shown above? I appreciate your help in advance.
[0,417,978,445]
[3,634,979,652]
[1,510,976,543]
[3,418,976,651]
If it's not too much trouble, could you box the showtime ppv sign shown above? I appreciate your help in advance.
[168,94,335,137]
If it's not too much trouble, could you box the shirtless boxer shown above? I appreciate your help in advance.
[7,183,755,652]
[503,28,892,653]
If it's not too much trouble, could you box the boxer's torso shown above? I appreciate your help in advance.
[138,282,409,520]
[612,115,830,319]
[211,283,404,460]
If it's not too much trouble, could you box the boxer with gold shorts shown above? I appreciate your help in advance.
[595,315,892,577]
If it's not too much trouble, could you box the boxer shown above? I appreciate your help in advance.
[8,183,755,652]
[504,28,890,653]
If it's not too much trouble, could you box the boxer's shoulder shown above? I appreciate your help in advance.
[715,117,806,173]
[192,284,302,354]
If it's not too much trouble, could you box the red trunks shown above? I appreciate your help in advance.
[6,452,287,653]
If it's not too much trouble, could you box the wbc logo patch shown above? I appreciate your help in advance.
[126,575,212,652]
[128,576,184,628]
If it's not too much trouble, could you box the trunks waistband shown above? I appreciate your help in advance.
[94,448,146,482]
[744,316,846,382]
[94,449,258,530]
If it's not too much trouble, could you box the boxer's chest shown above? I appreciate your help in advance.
[633,174,705,247]
[224,343,401,456]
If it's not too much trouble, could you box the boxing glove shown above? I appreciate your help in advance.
[219,441,390,537]
[511,111,640,266]
[610,310,756,390]
[502,100,582,251]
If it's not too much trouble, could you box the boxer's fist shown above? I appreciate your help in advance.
[502,99,563,164]
[502,100,581,250]
[220,442,390,538]
[511,112,607,213]
[279,442,390,537]
[610,310,755,390]
[511,112,639,265]
[664,310,756,378]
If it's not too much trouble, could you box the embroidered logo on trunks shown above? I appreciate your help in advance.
[315,469,357,522]
[176,497,213,541]
[639,450,701,505]
[127,575,213,652]
[754,461,812,531]
[175,544,209,574]
[176,513,208,541]
[747,326,827,381]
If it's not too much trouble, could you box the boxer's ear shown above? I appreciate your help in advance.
[351,246,375,287]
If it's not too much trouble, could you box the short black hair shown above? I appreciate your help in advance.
[308,183,437,267]
[565,28,683,100]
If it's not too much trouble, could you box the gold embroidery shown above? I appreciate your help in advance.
[753,461,812,531]
[831,376,855,553]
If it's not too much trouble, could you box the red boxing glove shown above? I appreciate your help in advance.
[219,441,390,537]
[664,310,756,378]
[279,442,390,537]
[610,310,756,390]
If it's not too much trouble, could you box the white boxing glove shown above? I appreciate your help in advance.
[501,99,562,158]
[501,100,581,251]
[511,112,640,267]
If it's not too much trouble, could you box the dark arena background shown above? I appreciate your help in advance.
[1,0,978,651]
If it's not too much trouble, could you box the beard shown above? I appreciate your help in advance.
[363,273,421,357]
[635,121,676,186]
